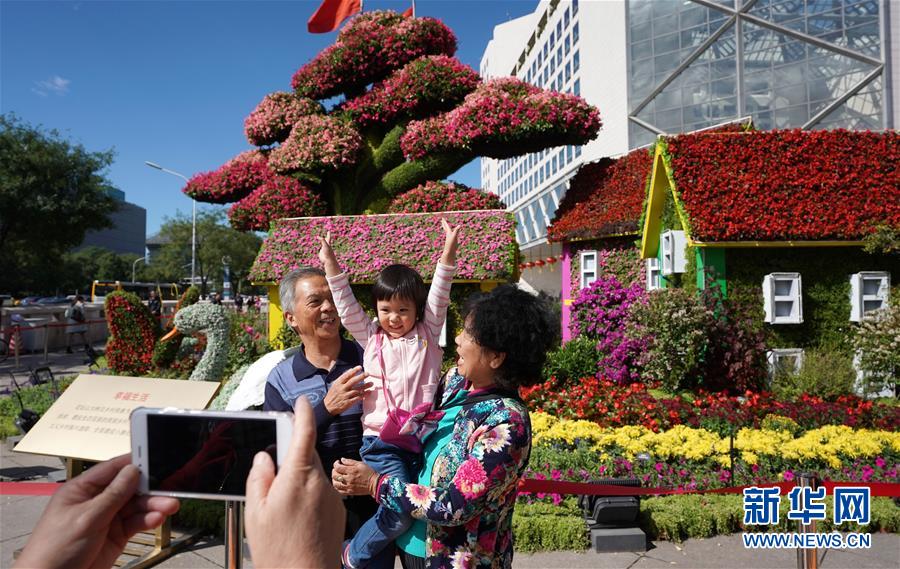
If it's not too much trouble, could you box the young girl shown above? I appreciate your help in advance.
[317,219,459,569]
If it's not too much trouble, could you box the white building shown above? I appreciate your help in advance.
[480,0,629,294]
[481,0,898,295]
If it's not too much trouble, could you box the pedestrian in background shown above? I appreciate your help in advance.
[148,290,162,322]
[235,294,244,313]
[64,295,88,354]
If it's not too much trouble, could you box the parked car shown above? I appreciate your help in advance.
[36,296,71,305]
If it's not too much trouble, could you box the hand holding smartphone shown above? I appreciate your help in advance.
[130,408,293,501]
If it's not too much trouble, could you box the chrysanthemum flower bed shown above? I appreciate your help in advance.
[526,412,899,501]
[249,210,516,283]
[400,78,602,160]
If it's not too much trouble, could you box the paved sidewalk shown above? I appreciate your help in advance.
[1,406,898,568]
[0,342,102,394]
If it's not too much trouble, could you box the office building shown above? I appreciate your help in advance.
[78,188,147,257]
[480,0,898,293]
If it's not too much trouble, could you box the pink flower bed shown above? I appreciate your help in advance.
[244,92,323,147]
[268,115,362,173]
[250,210,516,283]
[291,12,457,100]
[182,150,271,204]
[387,181,505,213]
[345,55,480,127]
[401,78,602,160]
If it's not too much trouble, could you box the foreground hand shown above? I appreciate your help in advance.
[332,457,380,497]
[14,455,180,569]
[245,398,344,569]
[440,218,461,266]
[323,365,372,416]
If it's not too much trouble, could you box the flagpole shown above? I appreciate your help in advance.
[412,0,416,17]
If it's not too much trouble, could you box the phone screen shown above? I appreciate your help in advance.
[146,415,277,496]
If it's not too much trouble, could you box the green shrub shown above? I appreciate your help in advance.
[0,377,75,439]
[542,337,598,385]
[627,288,714,391]
[772,348,857,401]
[174,499,226,535]
[853,302,899,397]
[513,499,589,552]
[640,495,900,541]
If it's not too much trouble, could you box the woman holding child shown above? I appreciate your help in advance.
[331,281,557,569]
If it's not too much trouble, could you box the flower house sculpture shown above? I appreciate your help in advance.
[249,210,517,341]
[639,129,900,377]
[546,148,653,341]
[181,11,601,227]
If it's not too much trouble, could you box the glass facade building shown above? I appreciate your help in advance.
[628,0,891,148]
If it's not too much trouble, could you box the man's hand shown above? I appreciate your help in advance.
[316,232,341,277]
[440,218,461,266]
[245,398,345,569]
[14,455,179,569]
[323,365,372,416]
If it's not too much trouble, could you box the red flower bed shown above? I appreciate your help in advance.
[291,12,457,100]
[522,376,900,432]
[665,129,900,242]
[228,175,326,232]
[105,291,157,376]
[400,78,601,160]
[345,55,480,127]
[548,147,652,242]
[387,181,505,213]
[183,150,271,204]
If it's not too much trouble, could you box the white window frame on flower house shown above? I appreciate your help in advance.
[849,272,890,322]
[766,349,804,381]
[580,250,598,289]
[763,273,803,324]
[852,351,895,398]
[660,230,687,276]
[646,257,661,291]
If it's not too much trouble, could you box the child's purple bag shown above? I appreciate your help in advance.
[375,331,444,453]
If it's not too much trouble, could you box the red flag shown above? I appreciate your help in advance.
[307,0,361,34]
[402,6,413,17]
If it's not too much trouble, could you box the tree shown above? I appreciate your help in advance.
[180,11,602,229]
[58,246,144,294]
[0,114,118,294]
[149,210,262,295]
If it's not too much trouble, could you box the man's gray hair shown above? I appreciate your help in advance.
[279,267,326,314]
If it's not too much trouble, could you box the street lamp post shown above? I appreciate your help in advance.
[145,161,196,285]
[131,255,147,283]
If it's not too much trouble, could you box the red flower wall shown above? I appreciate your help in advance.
[548,147,652,242]
[666,129,900,242]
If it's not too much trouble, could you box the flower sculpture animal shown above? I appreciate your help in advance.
[178,10,602,225]
[161,303,231,382]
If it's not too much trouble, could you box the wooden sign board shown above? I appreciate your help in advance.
[14,374,220,462]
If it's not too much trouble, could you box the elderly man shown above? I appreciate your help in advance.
[264,267,390,564]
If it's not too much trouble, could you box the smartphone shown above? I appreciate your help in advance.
[130,407,293,501]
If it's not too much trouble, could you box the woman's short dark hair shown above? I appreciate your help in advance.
[372,264,427,321]
[462,285,558,391]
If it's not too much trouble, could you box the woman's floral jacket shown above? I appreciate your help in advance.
[376,370,531,569]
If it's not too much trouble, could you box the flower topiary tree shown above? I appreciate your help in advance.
[181,11,602,228]
[105,291,158,376]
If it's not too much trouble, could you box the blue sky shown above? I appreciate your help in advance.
[1,0,535,236]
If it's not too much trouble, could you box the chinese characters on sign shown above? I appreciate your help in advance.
[742,485,871,526]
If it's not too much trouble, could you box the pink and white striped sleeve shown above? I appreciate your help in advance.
[326,272,375,346]
[423,262,455,340]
